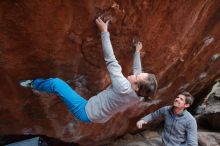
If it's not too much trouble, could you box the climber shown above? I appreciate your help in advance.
[136,91,198,146]
[20,17,158,123]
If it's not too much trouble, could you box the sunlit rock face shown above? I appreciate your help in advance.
[0,0,219,145]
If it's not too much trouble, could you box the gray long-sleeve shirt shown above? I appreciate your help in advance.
[85,32,142,123]
[142,106,198,146]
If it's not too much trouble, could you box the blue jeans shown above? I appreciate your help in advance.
[33,78,91,123]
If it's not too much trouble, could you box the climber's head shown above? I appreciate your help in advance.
[127,73,157,100]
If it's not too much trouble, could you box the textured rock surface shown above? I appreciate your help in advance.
[196,81,220,131]
[0,0,220,145]
[106,131,162,146]
[198,131,220,146]
[106,130,220,146]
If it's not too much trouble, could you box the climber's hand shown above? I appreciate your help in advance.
[96,17,110,33]
[134,41,143,52]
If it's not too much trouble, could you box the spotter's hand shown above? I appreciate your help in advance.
[136,119,148,129]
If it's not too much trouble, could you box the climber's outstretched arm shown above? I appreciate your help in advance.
[96,17,131,93]
[133,42,143,75]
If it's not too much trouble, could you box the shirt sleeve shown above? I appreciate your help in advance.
[101,32,131,93]
[186,119,198,146]
[142,106,167,122]
[133,51,142,74]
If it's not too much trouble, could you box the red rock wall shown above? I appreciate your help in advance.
[0,0,220,145]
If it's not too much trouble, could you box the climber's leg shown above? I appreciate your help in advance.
[20,78,91,123]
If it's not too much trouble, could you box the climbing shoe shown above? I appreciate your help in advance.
[20,80,34,88]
